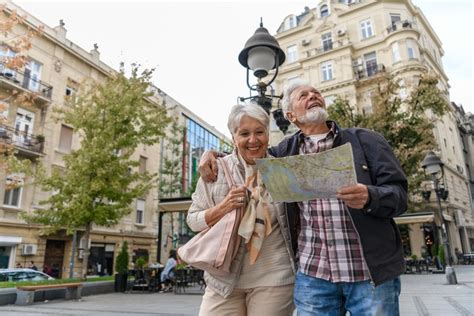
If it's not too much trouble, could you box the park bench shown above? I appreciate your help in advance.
[15,282,82,305]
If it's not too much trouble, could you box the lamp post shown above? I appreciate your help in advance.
[238,20,290,134]
[421,151,457,284]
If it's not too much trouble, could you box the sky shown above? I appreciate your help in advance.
[11,0,474,137]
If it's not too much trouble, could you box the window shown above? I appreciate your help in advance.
[284,15,297,30]
[398,79,407,99]
[0,46,16,77]
[14,108,34,146]
[136,199,145,224]
[390,14,401,31]
[139,156,147,174]
[364,52,378,77]
[390,14,401,25]
[360,19,373,39]
[0,101,8,121]
[391,42,401,63]
[24,60,42,92]
[59,124,73,152]
[321,61,333,81]
[65,86,76,98]
[3,186,22,207]
[320,5,329,17]
[3,175,23,208]
[322,33,333,51]
[407,40,417,59]
[287,45,298,63]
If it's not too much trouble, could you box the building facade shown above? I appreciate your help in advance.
[270,0,473,259]
[0,1,231,276]
[157,93,232,262]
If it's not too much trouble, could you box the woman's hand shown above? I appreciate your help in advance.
[205,186,246,226]
[219,186,247,213]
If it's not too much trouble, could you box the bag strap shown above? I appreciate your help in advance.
[219,158,236,188]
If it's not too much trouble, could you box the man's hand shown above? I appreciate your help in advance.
[198,150,219,182]
[336,183,369,210]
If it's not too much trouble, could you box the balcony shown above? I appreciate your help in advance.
[0,62,53,103]
[303,38,351,59]
[353,63,386,80]
[386,20,414,34]
[0,124,45,159]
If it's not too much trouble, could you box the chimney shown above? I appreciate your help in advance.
[90,43,100,61]
[54,19,67,41]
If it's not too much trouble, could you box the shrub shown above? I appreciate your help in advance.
[115,241,129,275]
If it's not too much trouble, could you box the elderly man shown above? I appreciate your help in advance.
[199,81,407,315]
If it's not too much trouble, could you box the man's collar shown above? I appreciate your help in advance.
[297,121,339,142]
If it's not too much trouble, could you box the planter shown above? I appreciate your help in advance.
[114,274,128,292]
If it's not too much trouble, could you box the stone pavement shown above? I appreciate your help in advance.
[0,265,472,315]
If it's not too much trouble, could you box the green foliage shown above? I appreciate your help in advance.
[115,241,130,275]
[0,276,114,289]
[135,256,147,269]
[24,65,170,233]
[438,245,445,266]
[175,263,187,270]
[328,74,448,210]
[159,118,185,197]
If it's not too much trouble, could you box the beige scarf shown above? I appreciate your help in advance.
[237,154,273,265]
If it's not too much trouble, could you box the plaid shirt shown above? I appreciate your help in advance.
[297,122,370,282]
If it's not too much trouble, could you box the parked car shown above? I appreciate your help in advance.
[0,268,55,282]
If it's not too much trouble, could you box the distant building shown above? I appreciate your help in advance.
[0,1,231,275]
[270,0,473,258]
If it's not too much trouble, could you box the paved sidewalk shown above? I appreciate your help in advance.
[0,265,472,315]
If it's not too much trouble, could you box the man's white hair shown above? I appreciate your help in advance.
[227,103,269,136]
[281,79,312,119]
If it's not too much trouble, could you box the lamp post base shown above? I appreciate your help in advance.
[445,266,458,285]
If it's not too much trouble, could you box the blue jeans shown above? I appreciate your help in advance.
[294,272,401,316]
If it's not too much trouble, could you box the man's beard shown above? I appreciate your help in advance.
[297,107,328,124]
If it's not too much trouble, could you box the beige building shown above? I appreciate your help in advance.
[270,0,473,259]
[0,1,231,276]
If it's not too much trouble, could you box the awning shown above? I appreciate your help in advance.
[0,236,22,246]
[158,197,192,213]
[394,214,434,225]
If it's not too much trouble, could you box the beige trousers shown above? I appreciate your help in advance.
[199,284,294,316]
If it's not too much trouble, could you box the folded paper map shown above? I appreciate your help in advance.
[256,143,357,202]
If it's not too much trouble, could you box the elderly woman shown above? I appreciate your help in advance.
[187,104,296,316]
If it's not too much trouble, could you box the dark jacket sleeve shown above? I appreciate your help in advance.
[357,130,408,219]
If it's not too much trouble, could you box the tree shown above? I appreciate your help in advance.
[115,241,129,275]
[327,74,448,210]
[25,65,170,278]
[0,5,44,187]
[159,118,186,197]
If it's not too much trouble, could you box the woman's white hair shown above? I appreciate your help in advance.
[281,79,311,118]
[227,103,269,136]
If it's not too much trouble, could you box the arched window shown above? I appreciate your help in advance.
[320,5,329,17]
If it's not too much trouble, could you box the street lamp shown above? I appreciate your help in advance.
[238,20,290,134]
[421,151,457,284]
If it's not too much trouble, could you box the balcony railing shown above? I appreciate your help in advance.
[0,124,45,155]
[353,63,385,80]
[303,38,350,59]
[0,62,53,100]
[386,20,414,34]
